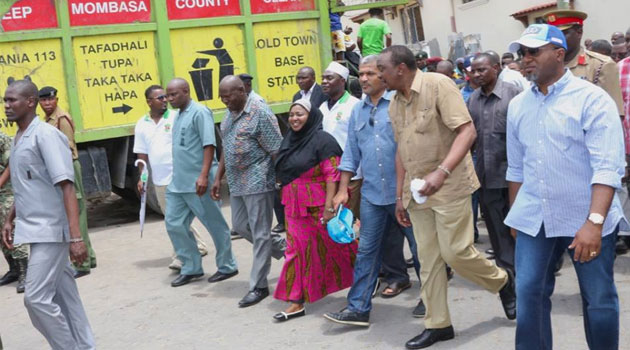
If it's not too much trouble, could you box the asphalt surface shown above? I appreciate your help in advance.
[1,195,629,350]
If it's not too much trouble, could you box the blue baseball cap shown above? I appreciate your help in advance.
[508,24,567,52]
[462,55,475,72]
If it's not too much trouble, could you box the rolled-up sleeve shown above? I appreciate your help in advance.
[38,127,74,185]
[506,101,524,183]
[338,107,361,174]
[583,93,625,189]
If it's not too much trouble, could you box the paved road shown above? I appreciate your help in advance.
[1,195,629,350]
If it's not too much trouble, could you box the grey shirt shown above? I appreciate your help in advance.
[467,79,522,189]
[10,118,75,244]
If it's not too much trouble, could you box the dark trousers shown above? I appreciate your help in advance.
[479,187,515,272]
[381,220,421,284]
[273,190,286,228]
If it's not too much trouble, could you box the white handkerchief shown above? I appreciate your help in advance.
[410,178,428,204]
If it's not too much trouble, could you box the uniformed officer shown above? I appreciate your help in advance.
[2,80,95,350]
[544,9,625,117]
[0,130,28,294]
[38,86,96,278]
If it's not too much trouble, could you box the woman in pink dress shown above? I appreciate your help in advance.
[272,99,357,322]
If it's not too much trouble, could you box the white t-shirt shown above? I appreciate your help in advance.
[133,109,176,186]
[320,91,360,151]
[499,68,530,90]
[320,91,362,179]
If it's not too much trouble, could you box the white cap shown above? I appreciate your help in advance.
[325,61,350,81]
[291,99,312,112]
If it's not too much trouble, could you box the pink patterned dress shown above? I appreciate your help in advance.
[274,156,357,303]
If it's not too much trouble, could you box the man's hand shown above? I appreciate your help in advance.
[395,200,411,227]
[510,228,517,239]
[137,179,144,194]
[332,190,349,211]
[1,221,13,250]
[419,170,447,196]
[210,179,221,200]
[69,241,88,266]
[196,175,208,196]
[568,222,602,263]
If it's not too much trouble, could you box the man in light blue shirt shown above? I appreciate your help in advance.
[165,78,238,288]
[323,56,421,327]
[505,24,627,350]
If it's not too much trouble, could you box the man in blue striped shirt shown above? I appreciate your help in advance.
[506,24,628,350]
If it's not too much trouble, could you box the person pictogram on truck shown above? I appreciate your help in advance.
[189,38,234,101]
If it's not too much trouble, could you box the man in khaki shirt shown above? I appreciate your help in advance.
[39,86,96,277]
[377,46,515,350]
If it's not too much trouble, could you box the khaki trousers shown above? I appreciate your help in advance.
[155,185,208,256]
[408,196,508,328]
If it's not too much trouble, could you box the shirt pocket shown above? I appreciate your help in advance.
[413,108,435,134]
[354,120,369,146]
[547,109,582,151]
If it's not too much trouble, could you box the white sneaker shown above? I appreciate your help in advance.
[169,259,182,270]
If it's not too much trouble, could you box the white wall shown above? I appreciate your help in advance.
[415,0,630,57]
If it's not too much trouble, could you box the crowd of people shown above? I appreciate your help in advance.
[1,6,630,350]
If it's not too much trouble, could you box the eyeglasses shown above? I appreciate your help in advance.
[517,46,561,58]
[368,106,377,127]
[151,95,167,101]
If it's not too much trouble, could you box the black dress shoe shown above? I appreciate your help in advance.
[271,223,286,233]
[171,273,203,287]
[238,287,269,307]
[499,270,516,320]
[273,308,305,322]
[207,270,238,283]
[412,299,426,318]
[406,326,455,349]
[485,248,495,259]
[0,270,18,285]
[74,270,90,279]
[323,308,370,327]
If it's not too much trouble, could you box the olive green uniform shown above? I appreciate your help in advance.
[46,107,96,271]
[0,131,27,260]
[567,47,625,116]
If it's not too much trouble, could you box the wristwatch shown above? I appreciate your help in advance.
[587,213,605,225]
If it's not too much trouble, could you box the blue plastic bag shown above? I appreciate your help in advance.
[327,206,355,244]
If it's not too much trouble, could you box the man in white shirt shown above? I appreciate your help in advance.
[292,66,328,108]
[133,85,208,271]
[320,61,361,216]
[486,51,530,89]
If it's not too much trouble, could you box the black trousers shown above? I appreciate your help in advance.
[479,187,515,273]
[273,190,286,227]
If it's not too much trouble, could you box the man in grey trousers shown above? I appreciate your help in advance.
[212,76,285,308]
[2,80,95,349]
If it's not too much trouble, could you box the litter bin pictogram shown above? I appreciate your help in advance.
[189,38,234,101]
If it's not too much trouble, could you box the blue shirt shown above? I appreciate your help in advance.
[168,100,217,193]
[329,12,342,31]
[461,83,475,103]
[339,91,397,206]
[505,70,628,238]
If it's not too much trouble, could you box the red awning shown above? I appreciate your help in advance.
[510,1,556,18]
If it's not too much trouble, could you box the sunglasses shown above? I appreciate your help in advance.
[368,106,377,126]
[517,46,562,58]
[151,95,167,101]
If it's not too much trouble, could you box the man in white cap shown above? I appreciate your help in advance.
[506,24,626,350]
[320,61,361,216]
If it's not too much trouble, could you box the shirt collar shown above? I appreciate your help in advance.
[304,83,316,95]
[362,90,393,107]
[481,79,506,99]
[22,116,40,138]
[565,46,586,70]
[531,69,572,96]
[145,109,170,122]
[45,107,65,123]
[410,69,423,94]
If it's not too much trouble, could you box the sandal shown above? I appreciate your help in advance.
[381,281,412,298]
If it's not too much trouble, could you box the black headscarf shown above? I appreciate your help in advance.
[274,102,342,186]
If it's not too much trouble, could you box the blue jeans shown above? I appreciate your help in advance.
[347,199,420,314]
[515,226,619,350]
